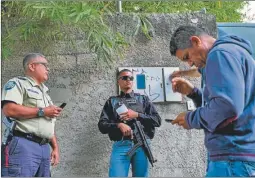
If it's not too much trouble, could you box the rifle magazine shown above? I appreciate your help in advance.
[126,142,143,157]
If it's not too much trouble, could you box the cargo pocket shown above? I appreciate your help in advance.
[1,166,21,177]
[243,161,255,177]
[8,167,21,177]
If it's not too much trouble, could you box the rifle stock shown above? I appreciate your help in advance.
[127,120,157,167]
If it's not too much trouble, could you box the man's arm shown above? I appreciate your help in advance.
[3,102,38,118]
[187,87,203,108]
[2,79,62,119]
[186,50,244,132]
[171,77,203,107]
[50,134,59,166]
[2,102,62,119]
[50,135,58,149]
[98,99,120,134]
[171,68,201,78]
[137,96,161,127]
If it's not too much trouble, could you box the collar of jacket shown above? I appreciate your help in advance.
[120,90,135,98]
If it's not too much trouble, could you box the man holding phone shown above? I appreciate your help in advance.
[169,26,255,176]
[1,53,63,177]
[59,103,67,109]
[98,69,161,177]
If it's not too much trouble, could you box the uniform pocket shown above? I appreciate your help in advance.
[8,137,20,155]
[26,91,42,106]
[2,166,21,177]
[243,161,255,177]
[8,167,21,176]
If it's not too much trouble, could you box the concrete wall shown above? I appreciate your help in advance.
[1,13,217,177]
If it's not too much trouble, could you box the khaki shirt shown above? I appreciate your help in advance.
[2,76,56,139]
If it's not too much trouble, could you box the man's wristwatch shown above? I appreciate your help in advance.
[37,108,45,117]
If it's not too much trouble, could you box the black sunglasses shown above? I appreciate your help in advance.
[119,76,134,81]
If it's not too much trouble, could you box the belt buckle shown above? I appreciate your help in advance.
[40,138,48,145]
[26,134,33,140]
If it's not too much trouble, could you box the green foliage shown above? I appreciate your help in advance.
[121,1,246,22]
[1,1,128,65]
[1,1,246,64]
[134,14,154,40]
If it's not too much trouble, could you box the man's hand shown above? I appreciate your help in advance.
[171,112,189,129]
[119,109,138,121]
[44,105,62,118]
[51,148,60,166]
[170,71,183,78]
[171,77,194,95]
[117,123,132,136]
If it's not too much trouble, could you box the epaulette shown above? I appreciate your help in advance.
[109,96,118,100]
[13,77,26,89]
[134,93,147,102]
[134,93,147,98]
[17,76,27,81]
[134,93,141,96]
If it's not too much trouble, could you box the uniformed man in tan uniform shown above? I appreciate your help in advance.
[1,53,63,177]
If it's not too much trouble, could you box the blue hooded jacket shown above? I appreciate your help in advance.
[186,35,255,161]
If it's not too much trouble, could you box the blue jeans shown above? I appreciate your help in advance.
[1,136,51,177]
[206,160,255,177]
[109,140,149,177]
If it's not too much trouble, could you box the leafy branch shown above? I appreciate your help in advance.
[1,1,128,66]
[1,1,246,64]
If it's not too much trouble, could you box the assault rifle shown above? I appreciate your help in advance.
[127,120,157,167]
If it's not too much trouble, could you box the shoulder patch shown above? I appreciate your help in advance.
[5,81,16,90]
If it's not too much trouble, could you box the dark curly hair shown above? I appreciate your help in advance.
[170,26,206,56]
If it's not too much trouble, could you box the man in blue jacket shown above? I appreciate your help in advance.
[169,25,255,176]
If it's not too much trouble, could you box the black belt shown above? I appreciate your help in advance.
[13,130,50,145]
[114,136,133,141]
[122,136,132,141]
